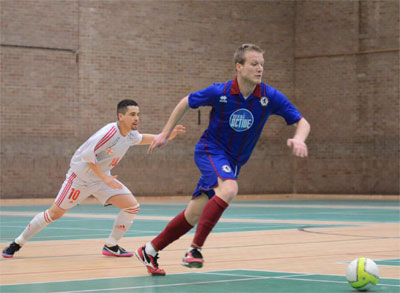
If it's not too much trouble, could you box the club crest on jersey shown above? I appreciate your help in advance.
[106,148,114,155]
[222,165,232,173]
[229,109,254,132]
[260,96,269,107]
[219,96,227,103]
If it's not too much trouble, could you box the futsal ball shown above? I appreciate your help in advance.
[346,257,380,291]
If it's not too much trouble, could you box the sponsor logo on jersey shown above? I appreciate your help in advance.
[222,165,232,173]
[260,96,269,107]
[219,96,227,103]
[229,109,254,132]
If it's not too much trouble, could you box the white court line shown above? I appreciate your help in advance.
[1,232,157,241]
[52,273,400,293]
[0,271,196,287]
[1,225,161,233]
[230,203,400,210]
[50,275,314,293]
[199,271,313,279]
[2,269,399,291]
[2,225,113,232]
[1,271,314,293]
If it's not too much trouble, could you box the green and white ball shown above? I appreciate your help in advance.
[346,257,380,291]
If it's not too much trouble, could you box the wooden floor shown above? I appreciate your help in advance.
[0,196,399,292]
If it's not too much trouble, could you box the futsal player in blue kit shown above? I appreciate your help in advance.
[135,44,311,275]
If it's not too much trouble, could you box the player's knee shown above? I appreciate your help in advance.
[121,204,140,222]
[122,203,140,213]
[48,203,67,220]
[48,209,65,220]
[222,183,238,202]
[185,211,201,225]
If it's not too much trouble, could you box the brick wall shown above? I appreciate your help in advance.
[294,0,399,194]
[1,0,398,198]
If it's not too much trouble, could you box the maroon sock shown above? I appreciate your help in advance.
[151,210,193,251]
[192,195,229,248]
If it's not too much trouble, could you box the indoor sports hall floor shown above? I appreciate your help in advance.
[0,196,399,292]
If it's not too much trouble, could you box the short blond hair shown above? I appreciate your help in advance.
[233,44,264,65]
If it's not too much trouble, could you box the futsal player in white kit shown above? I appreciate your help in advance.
[2,99,185,258]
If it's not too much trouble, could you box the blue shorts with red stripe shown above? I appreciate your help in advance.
[192,142,241,199]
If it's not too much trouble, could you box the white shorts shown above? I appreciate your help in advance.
[54,169,132,210]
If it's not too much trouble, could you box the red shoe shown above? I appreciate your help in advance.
[135,246,166,276]
[181,248,204,268]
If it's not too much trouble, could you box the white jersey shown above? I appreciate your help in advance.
[70,122,142,182]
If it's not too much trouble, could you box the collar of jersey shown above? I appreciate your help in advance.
[230,78,262,98]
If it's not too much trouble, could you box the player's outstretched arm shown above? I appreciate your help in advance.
[148,96,190,154]
[287,117,310,158]
[138,125,186,146]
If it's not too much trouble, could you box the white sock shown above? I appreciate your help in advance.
[145,242,157,256]
[105,204,140,246]
[188,246,200,252]
[15,210,53,246]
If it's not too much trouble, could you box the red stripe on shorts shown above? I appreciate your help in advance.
[56,173,77,207]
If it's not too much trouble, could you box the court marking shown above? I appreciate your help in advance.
[1,200,398,292]
[56,274,314,293]
[231,203,400,210]
[339,258,400,267]
[0,211,378,225]
[1,269,399,293]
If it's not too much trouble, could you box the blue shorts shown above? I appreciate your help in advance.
[192,143,241,198]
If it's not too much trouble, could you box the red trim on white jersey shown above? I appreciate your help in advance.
[56,173,77,207]
[94,127,117,152]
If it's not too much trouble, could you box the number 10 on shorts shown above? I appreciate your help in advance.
[68,188,80,200]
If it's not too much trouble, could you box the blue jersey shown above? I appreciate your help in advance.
[188,78,302,166]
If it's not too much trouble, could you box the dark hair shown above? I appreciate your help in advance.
[233,44,264,65]
[117,99,138,118]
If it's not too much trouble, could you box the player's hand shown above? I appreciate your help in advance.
[287,138,308,158]
[148,132,168,154]
[168,125,186,141]
[102,175,123,189]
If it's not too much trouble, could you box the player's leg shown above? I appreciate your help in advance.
[2,203,67,258]
[101,193,139,257]
[182,178,236,268]
[2,171,82,258]
[93,179,139,257]
[135,194,209,275]
[181,147,238,269]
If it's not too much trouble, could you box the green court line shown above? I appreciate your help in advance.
[375,259,400,267]
[0,214,350,242]
[2,199,397,242]
[1,199,398,222]
[1,270,399,293]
